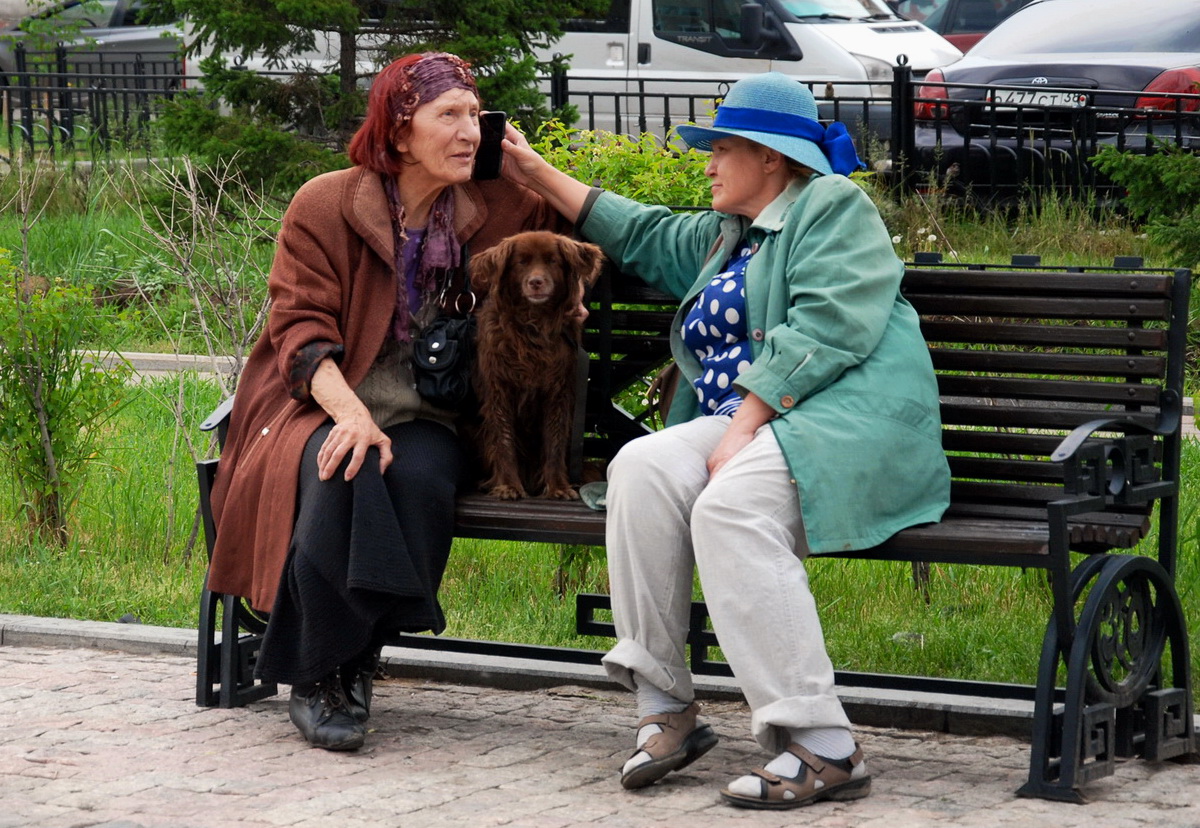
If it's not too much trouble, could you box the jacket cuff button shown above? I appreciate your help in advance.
[780,395,795,408]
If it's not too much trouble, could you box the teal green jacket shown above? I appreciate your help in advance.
[580,174,951,553]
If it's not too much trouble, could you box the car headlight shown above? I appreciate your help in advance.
[851,53,894,83]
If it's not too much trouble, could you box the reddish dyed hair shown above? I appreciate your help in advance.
[348,53,480,176]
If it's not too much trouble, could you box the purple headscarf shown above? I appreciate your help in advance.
[382,53,479,341]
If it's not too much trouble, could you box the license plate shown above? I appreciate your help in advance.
[990,88,1089,108]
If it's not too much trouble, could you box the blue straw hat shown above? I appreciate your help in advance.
[676,72,864,177]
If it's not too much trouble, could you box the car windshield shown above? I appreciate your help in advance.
[973,0,1200,55]
[30,0,121,28]
[779,0,894,20]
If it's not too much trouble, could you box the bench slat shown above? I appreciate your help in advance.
[940,429,1099,456]
[454,494,606,546]
[936,375,1161,406]
[907,294,1171,321]
[919,320,1168,350]
[828,517,1051,560]
[930,349,1165,378]
[948,455,1065,484]
[938,403,1157,431]
[903,269,1175,297]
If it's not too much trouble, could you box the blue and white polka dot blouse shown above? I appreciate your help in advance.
[680,243,753,416]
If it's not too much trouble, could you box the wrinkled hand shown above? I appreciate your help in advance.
[499,123,549,187]
[707,427,755,478]
[707,392,778,477]
[316,411,393,482]
[569,302,589,326]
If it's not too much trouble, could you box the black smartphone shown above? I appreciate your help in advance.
[473,111,507,181]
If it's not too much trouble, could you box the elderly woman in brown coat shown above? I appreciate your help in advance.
[205,53,565,751]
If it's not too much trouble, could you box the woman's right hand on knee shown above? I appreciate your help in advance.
[317,411,393,482]
[309,357,392,481]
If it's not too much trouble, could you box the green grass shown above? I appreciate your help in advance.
[0,158,1196,692]
[0,373,1197,689]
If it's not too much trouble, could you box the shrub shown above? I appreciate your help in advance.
[1092,143,1200,269]
[528,121,711,207]
[0,250,130,545]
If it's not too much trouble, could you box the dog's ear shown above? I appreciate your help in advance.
[470,236,515,296]
[557,237,605,288]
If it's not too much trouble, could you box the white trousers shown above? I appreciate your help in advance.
[601,415,852,752]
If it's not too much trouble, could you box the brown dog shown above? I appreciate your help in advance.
[469,231,604,500]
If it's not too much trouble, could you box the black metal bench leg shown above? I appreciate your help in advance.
[195,586,222,707]
[218,591,277,708]
[195,578,277,709]
[1019,554,1194,801]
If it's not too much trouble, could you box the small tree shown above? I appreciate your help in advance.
[144,0,604,193]
[0,249,129,546]
[145,0,606,141]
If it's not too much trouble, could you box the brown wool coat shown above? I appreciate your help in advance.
[206,166,566,612]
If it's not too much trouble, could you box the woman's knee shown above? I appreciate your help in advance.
[608,428,706,489]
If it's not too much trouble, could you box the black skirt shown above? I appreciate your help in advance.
[255,418,463,685]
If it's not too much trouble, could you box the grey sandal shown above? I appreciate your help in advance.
[720,743,871,809]
[620,702,719,790]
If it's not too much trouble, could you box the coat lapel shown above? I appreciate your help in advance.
[343,167,489,266]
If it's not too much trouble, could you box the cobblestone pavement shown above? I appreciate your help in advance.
[3,646,1200,828]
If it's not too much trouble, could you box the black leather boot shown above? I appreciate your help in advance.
[289,673,366,751]
[341,647,382,723]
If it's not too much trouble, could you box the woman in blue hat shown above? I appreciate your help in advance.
[501,72,950,809]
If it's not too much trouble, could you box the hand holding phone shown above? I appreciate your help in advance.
[473,111,507,180]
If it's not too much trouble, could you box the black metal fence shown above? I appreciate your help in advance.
[899,72,1200,202]
[2,43,182,158]
[5,51,1200,201]
[546,63,1200,202]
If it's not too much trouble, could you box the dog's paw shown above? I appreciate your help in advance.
[487,484,526,500]
[544,487,580,501]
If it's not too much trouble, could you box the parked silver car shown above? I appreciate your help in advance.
[0,0,182,84]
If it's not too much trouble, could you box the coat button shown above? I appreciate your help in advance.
[751,328,765,341]
[780,395,795,408]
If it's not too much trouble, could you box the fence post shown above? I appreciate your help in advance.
[54,44,72,154]
[15,43,35,156]
[550,53,569,113]
[890,57,915,194]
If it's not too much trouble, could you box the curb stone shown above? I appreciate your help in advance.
[0,614,1033,739]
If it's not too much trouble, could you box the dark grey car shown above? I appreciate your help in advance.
[909,0,1200,199]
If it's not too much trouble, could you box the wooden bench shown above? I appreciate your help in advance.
[195,257,1194,803]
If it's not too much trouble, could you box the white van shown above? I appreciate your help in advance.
[537,0,961,137]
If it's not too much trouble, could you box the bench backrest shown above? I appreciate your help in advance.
[902,265,1191,554]
[579,262,1191,555]
[578,264,679,466]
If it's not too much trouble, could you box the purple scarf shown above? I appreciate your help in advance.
[383,175,461,341]
[381,53,475,341]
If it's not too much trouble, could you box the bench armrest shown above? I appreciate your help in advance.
[200,395,236,433]
[1050,388,1183,463]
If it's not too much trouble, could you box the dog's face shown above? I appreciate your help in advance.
[471,231,603,315]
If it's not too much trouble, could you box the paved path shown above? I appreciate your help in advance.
[3,645,1200,828]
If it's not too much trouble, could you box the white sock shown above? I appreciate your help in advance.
[788,727,856,762]
[623,679,689,776]
[634,679,689,720]
[725,728,856,799]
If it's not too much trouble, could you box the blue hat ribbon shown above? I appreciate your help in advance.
[713,106,865,176]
